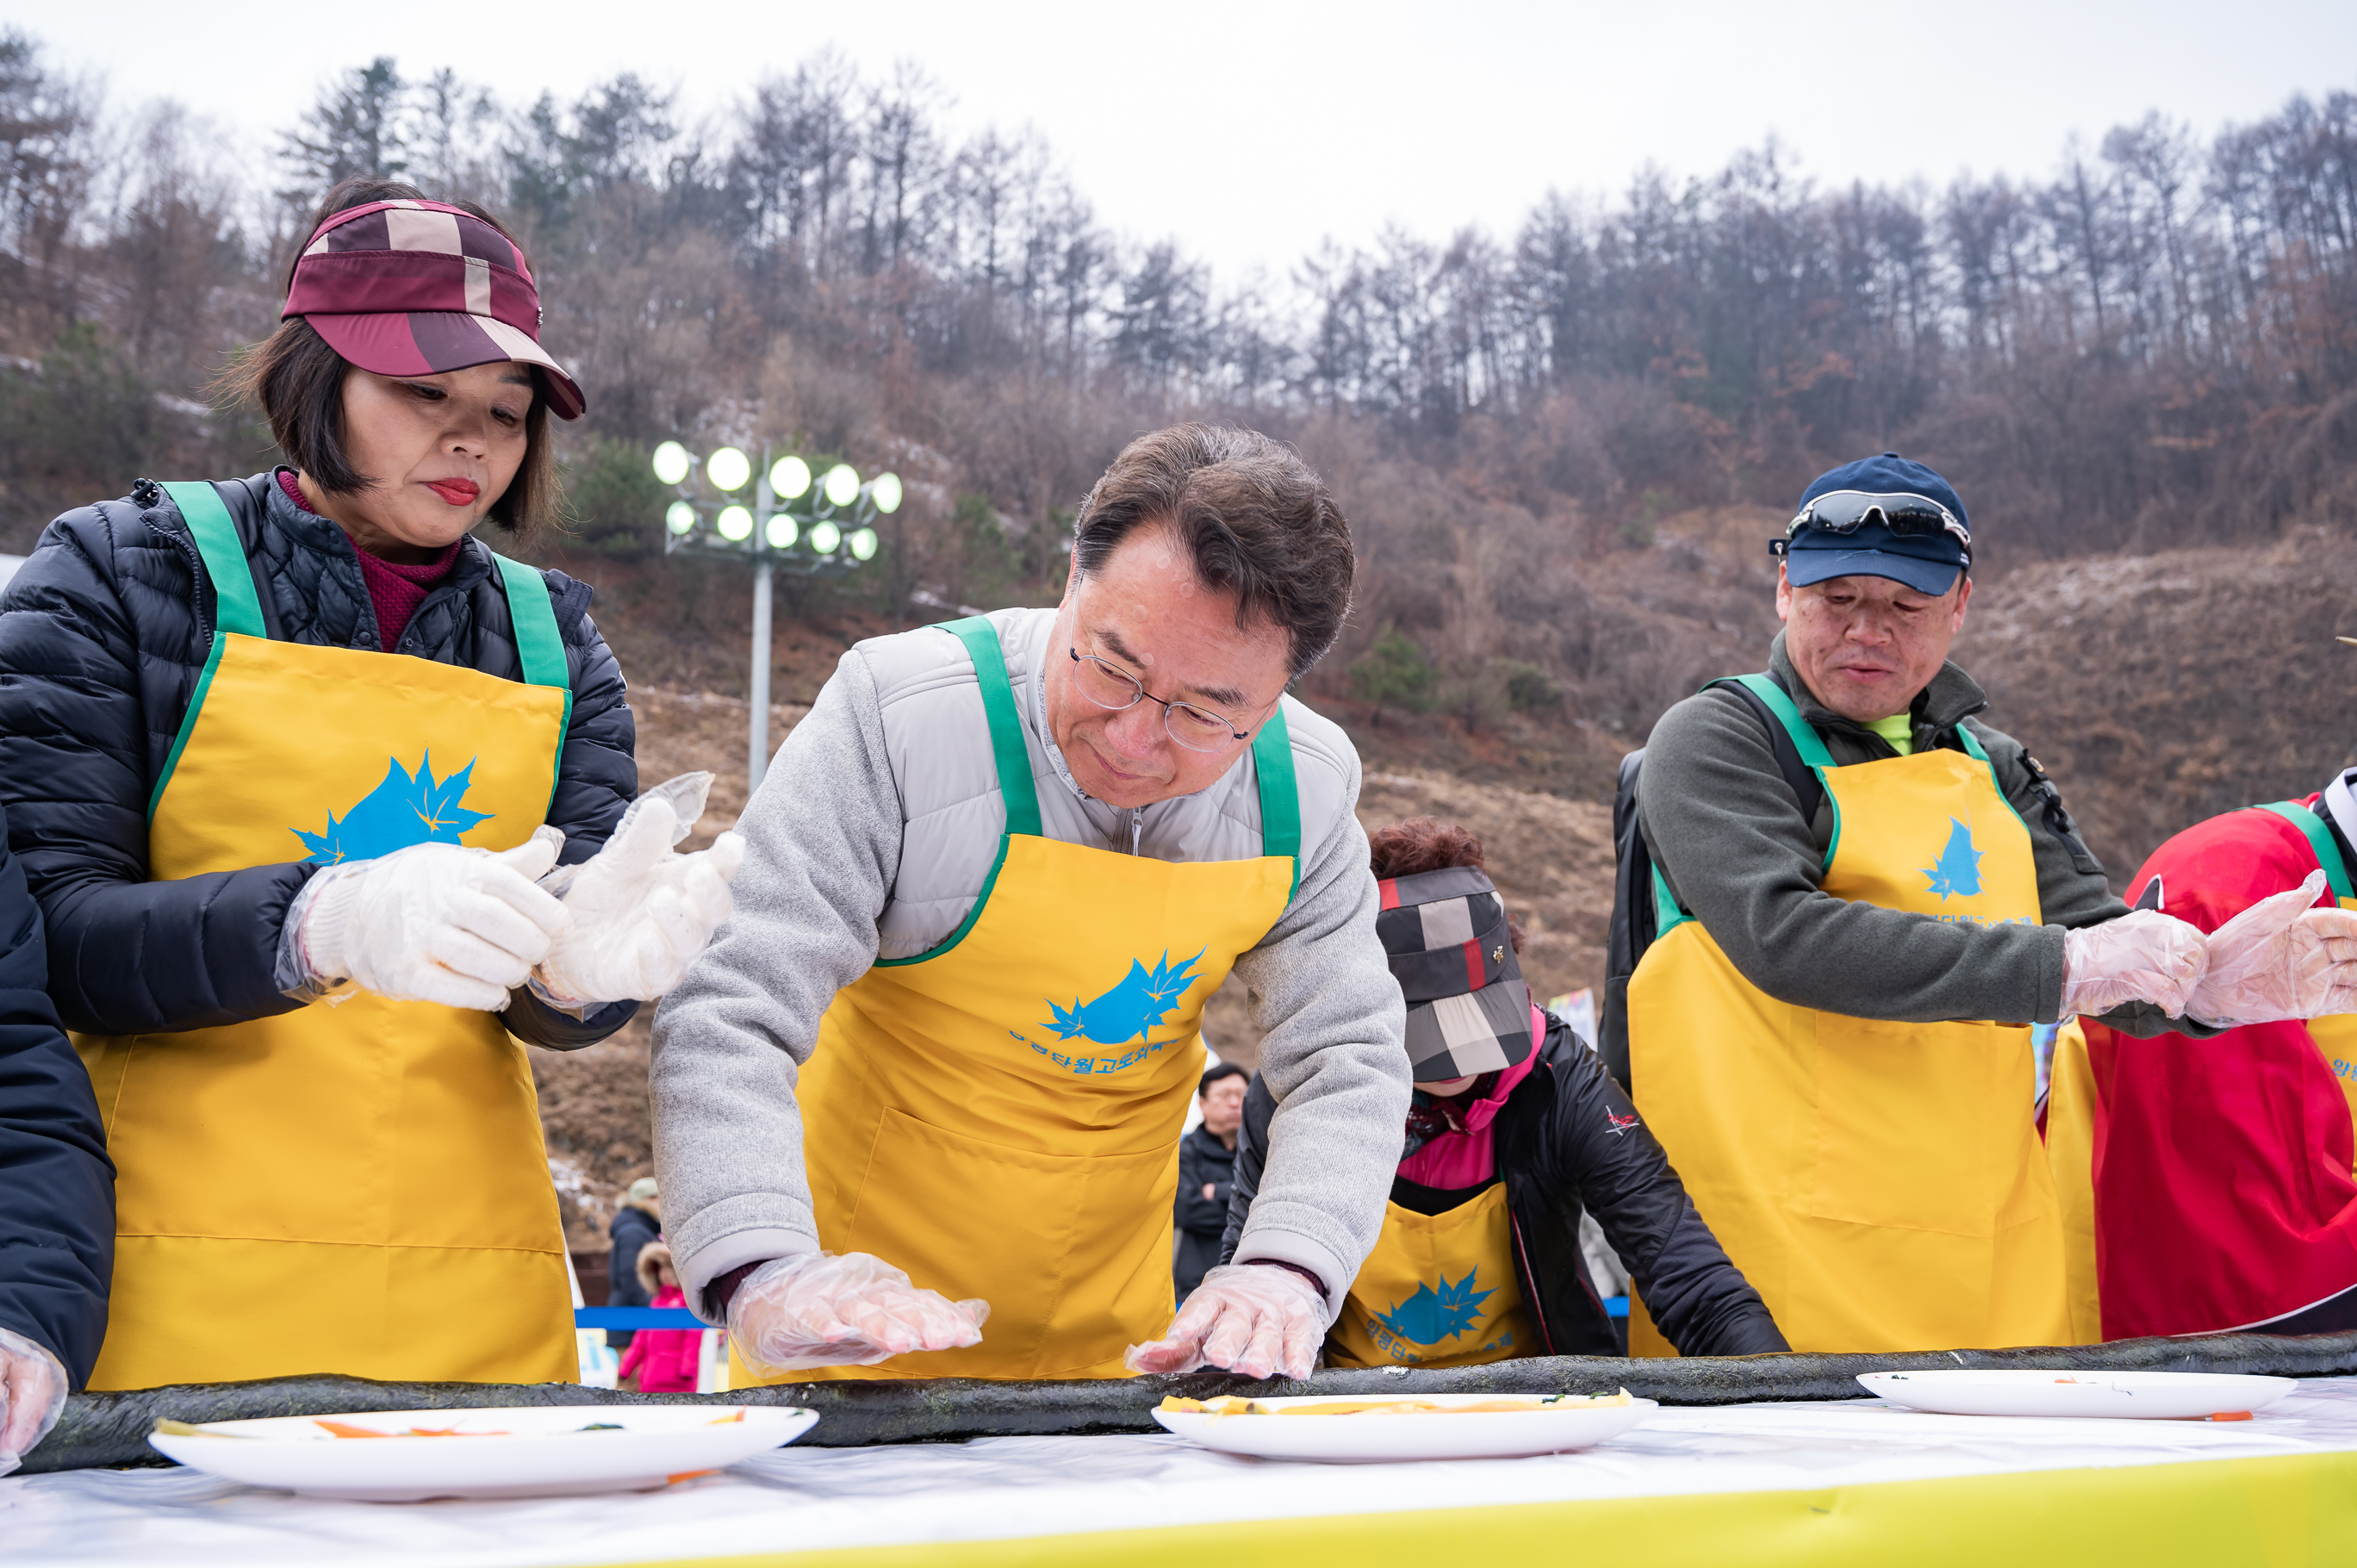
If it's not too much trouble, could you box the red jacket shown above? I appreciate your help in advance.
[618,1285,702,1392]
[2081,793,2357,1339]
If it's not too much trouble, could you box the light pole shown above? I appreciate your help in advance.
[651,440,899,797]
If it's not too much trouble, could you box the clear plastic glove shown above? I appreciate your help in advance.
[291,833,567,1011]
[1123,1263,1324,1381]
[727,1252,989,1376]
[533,773,745,1008]
[2187,870,2357,1027]
[2059,908,2208,1019]
[0,1325,66,1478]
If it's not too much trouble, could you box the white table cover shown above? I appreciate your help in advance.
[9,1380,2357,1566]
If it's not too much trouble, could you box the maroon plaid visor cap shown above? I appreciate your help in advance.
[282,199,585,420]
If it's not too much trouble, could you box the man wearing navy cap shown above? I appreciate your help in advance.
[1617,454,2357,1355]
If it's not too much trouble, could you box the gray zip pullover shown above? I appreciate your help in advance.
[1637,632,2188,1035]
[650,608,1409,1323]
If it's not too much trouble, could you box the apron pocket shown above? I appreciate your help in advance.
[839,1107,1180,1379]
[1803,1017,2026,1237]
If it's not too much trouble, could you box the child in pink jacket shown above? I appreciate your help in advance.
[617,1242,701,1393]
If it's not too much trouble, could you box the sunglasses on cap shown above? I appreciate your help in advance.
[1787,490,1971,547]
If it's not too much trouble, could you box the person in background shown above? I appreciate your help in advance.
[1225,818,1786,1366]
[605,1177,663,1354]
[654,426,1409,1387]
[1175,1063,1247,1300]
[0,176,742,1392]
[617,1242,700,1394]
[1626,452,2357,1355]
[0,801,110,1474]
[2052,752,2357,1341]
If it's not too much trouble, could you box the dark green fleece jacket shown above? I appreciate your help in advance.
[1637,631,2187,1036]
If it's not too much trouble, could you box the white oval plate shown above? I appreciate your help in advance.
[147,1404,818,1501]
[1856,1370,2295,1421]
[1153,1392,1656,1462]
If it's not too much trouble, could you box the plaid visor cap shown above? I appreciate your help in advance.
[283,199,585,420]
[1378,865,1533,1081]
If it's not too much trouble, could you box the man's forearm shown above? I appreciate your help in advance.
[1228,800,1409,1313]
[650,654,903,1309]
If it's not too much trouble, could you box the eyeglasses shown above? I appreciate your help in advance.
[1068,647,1260,752]
[1788,489,1971,547]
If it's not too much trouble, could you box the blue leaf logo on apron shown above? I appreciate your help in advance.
[1043,949,1205,1046]
[1921,817,1985,901]
[292,753,493,864]
[1375,1268,1495,1345]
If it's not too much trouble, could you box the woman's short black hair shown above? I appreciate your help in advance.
[213,176,557,538]
[1199,1061,1249,1098]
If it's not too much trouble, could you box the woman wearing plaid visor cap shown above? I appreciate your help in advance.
[1219,818,1785,1366]
[0,177,743,1391]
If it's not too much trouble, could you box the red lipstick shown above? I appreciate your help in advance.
[426,478,480,507]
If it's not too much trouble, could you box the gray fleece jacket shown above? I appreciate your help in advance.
[650,608,1410,1322]
[1638,632,2186,1036]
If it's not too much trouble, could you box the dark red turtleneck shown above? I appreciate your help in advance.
[278,470,461,650]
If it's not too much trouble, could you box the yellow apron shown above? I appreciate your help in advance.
[1328,1185,1533,1369]
[1627,673,2066,1354]
[78,479,578,1391]
[2043,1019,2104,1345]
[737,616,1302,1383]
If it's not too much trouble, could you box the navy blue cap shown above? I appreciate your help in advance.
[1785,453,1970,595]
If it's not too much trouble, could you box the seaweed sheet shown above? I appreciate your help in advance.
[31,1330,2357,1474]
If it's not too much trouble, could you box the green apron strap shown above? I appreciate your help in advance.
[1723,673,1836,770]
[2261,800,2355,901]
[490,553,571,693]
[148,482,266,820]
[1651,860,1695,941]
[490,552,573,806]
[160,482,265,639]
[1250,701,1303,903]
[940,617,1043,838]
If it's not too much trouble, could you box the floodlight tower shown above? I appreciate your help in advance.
[650,440,899,795]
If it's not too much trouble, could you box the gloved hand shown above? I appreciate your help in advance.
[2186,870,2357,1027]
[2058,908,2208,1019]
[294,833,567,1011]
[0,1325,66,1478]
[727,1252,989,1375]
[1124,1262,1325,1381]
[533,773,745,1007]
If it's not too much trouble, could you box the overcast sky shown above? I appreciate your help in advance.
[16,0,2354,277]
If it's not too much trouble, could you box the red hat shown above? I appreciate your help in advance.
[282,199,585,420]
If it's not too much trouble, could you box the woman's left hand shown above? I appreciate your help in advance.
[0,1326,65,1476]
[534,776,746,1006]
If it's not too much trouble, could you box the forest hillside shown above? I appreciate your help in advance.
[0,31,2351,1243]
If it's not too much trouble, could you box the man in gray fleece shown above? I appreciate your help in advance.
[651,426,1409,1384]
[1627,451,2357,1353]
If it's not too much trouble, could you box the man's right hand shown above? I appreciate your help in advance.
[725,1252,988,1375]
